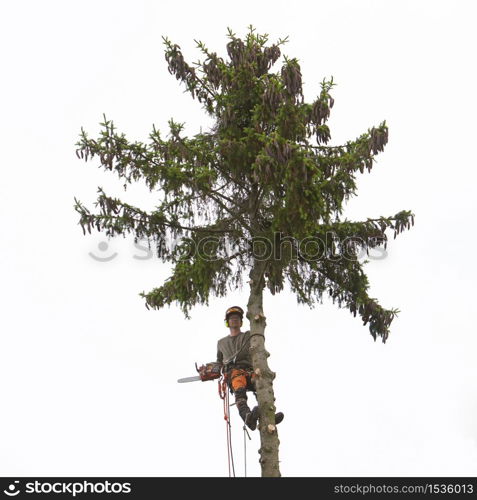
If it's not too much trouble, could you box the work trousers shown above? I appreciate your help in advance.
[228,367,256,422]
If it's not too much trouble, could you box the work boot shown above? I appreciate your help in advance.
[245,407,284,430]
[244,405,260,431]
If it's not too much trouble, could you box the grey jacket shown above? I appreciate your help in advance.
[216,330,252,371]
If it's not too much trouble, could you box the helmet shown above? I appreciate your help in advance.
[224,306,244,327]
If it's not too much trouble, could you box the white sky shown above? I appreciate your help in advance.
[1,0,476,477]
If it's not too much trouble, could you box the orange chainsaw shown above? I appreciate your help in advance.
[177,362,222,383]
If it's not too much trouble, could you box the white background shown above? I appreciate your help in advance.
[1,0,476,477]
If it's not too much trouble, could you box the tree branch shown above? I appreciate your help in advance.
[206,192,253,234]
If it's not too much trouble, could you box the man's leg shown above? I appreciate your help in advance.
[230,370,259,431]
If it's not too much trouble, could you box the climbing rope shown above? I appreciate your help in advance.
[218,372,253,477]
[219,375,236,477]
[243,424,251,477]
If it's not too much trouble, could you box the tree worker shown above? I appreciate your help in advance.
[217,305,284,431]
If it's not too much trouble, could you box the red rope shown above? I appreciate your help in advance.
[218,375,235,477]
[225,389,231,477]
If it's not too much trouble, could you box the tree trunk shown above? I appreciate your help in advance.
[247,259,281,477]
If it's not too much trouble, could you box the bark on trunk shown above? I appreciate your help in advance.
[247,259,281,477]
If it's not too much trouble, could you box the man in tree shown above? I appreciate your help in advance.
[217,306,284,431]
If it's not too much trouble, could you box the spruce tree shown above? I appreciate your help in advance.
[74,26,415,476]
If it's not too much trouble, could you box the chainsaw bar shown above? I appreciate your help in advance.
[177,375,201,383]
